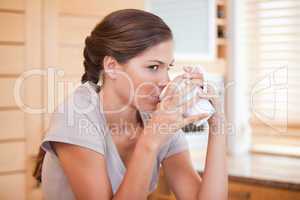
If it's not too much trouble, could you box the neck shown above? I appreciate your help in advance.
[99,83,139,128]
[99,83,143,143]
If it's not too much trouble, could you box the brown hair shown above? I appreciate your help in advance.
[33,8,173,185]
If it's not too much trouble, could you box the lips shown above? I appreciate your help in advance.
[140,94,160,103]
[149,86,166,101]
[149,90,162,100]
[148,95,160,103]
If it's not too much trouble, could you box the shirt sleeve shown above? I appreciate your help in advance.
[41,96,106,156]
[164,129,190,159]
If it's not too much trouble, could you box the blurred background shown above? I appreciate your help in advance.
[0,0,299,199]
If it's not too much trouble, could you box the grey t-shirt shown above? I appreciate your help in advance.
[41,81,189,200]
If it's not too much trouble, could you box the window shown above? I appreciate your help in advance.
[145,0,216,60]
[243,0,300,156]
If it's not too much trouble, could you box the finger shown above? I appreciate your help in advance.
[182,113,209,127]
[191,78,204,87]
[183,72,204,79]
[183,72,205,90]
[183,67,206,88]
[186,66,206,74]
[183,66,205,75]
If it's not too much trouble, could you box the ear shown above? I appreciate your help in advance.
[103,55,118,79]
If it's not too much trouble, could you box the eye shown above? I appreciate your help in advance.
[148,65,159,71]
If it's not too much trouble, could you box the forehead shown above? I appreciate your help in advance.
[136,40,174,62]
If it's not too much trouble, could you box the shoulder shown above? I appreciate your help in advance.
[52,81,101,127]
[58,81,99,115]
[41,81,108,156]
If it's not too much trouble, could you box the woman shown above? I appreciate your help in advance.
[34,9,227,200]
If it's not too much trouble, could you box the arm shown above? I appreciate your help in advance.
[53,135,160,200]
[197,115,228,200]
[112,136,160,200]
[163,66,228,200]
[53,142,113,200]
[53,113,208,200]
[162,150,202,200]
[162,114,228,200]
[53,74,210,200]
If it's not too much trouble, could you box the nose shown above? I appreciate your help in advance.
[157,72,170,90]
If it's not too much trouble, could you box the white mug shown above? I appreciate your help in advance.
[159,68,215,127]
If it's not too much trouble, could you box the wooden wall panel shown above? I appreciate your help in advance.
[0,110,24,140]
[0,12,24,42]
[59,15,101,45]
[0,0,41,199]
[0,173,25,200]
[0,45,24,74]
[24,112,44,156]
[0,77,42,109]
[58,46,84,75]
[24,0,43,160]
[58,0,144,16]
[0,78,19,107]
[22,76,44,110]
[0,142,25,172]
[0,0,24,11]
[0,2,26,200]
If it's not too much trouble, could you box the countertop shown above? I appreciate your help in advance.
[191,152,300,191]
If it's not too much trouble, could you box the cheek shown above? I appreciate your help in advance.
[113,73,135,102]
[133,70,160,98]
[113,71,154,104]
[128,68,157,96]
[133,81,160,111]
[118,66,160,110]
[135,82,155,96]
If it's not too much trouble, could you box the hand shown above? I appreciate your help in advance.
[143,74,209,148]
[182,66,223,129]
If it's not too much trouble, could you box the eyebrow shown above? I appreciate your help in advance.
[148,59,175,65]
